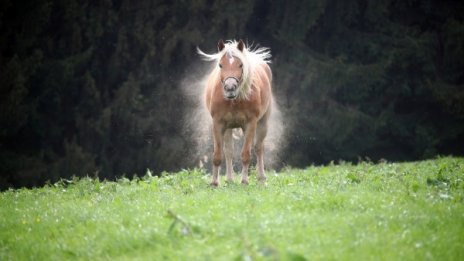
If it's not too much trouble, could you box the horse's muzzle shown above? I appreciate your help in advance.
[223,77,239,100]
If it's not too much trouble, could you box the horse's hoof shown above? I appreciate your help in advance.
[257,177,267,185]
[241,180,249,185]
[210,181,219,187]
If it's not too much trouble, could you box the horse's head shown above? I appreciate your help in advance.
[217,39,245,100]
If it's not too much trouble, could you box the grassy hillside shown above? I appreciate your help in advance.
[1,157,463,260]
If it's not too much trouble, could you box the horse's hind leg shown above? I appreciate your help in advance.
[223,129,234,182]
[255,116,268,183]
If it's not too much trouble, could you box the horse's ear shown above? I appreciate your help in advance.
[237,39,245,52]
[217,39,225,52]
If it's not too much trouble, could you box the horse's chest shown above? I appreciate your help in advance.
[211,99,259,128]
[222,111,247,128]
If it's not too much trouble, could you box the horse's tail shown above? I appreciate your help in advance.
[232,128,243,141]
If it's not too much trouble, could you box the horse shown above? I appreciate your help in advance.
[198,39,273,186]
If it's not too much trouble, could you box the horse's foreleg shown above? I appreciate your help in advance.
[211,122,224,186]
[240,121,257,185]
[255,120,268,183]
[223,129,234,183]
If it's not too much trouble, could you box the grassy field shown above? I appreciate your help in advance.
[1,157,463,260]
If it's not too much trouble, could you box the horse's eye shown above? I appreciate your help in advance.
[239,64,243,68]
[219,64,222,68]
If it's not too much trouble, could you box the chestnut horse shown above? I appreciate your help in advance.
[198,39,273,186]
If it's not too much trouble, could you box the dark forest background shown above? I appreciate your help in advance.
[1,0,463,189]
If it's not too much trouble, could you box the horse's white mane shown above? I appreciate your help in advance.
[197,40,271,100]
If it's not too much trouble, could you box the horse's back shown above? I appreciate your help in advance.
[262,62,272,83]
[256,62,273,113]
[255,62,272,94]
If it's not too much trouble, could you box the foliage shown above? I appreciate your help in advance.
[0,0,463,187]
[0,157,463,260]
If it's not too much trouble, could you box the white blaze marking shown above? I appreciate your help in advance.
[228,55,234,65]
[227,51,235,65]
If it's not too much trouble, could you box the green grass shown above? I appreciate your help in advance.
[1,157,463,260]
